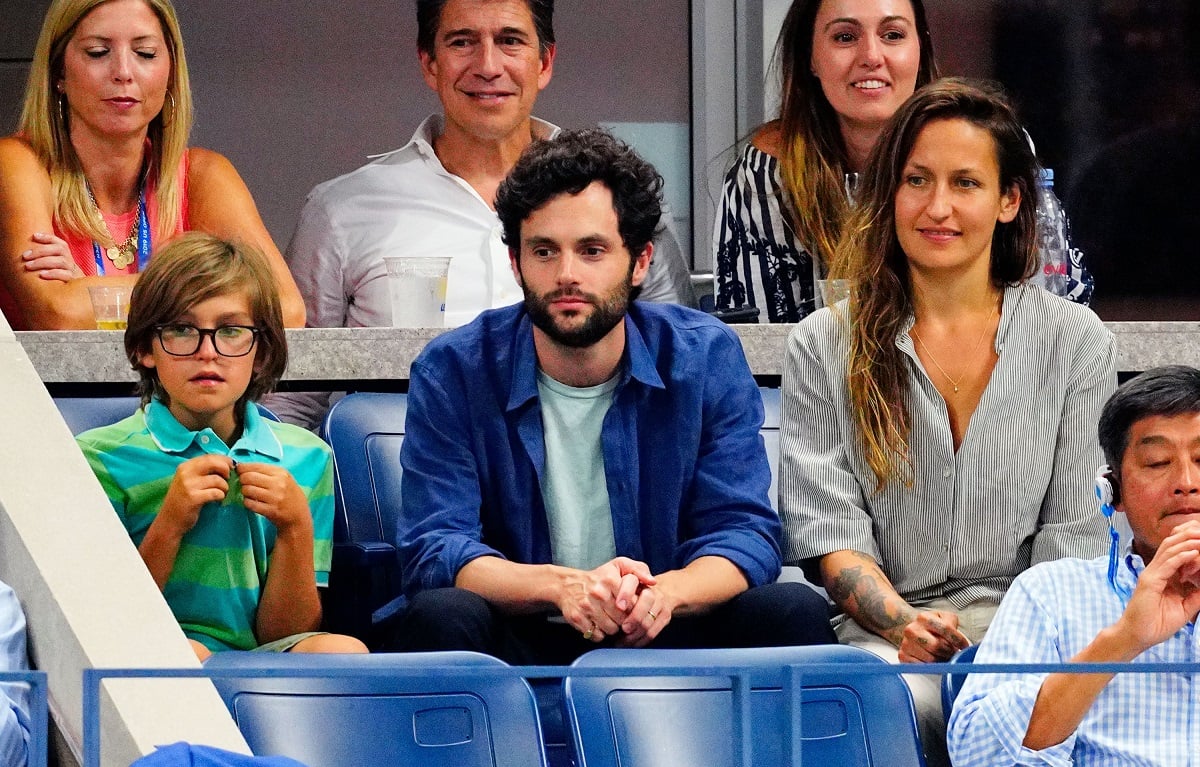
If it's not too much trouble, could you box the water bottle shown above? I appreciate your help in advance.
[1033,168,1069,295]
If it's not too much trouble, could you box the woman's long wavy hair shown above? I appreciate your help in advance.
[775,0,937,269]
[831,77,1040,491]
[18,0,193,248]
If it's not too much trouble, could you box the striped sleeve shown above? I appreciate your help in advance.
[270,423,335,588]
[778,310,877,563]
[713,144,815,323]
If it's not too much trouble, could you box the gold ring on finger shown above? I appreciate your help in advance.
[583,624,595,640]
[647,610,658,621]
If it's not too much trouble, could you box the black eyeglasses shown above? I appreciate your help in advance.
[154,323,261,357]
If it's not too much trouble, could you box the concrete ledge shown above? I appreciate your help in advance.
[17,321,1200,386]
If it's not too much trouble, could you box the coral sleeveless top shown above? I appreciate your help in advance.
[63,149,191,277]
[0,149,191,330]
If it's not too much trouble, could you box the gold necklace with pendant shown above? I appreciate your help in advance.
[87,180,142,269]
[911,309,999,394]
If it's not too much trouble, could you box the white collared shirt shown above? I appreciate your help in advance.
[286,114,694,330]
[286,114,535,328]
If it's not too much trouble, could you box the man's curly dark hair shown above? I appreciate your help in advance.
[495,128,664,265]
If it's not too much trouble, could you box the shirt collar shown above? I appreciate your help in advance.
[505,307,664,413]
[1117,542,1145,593]
[371,114,561,166]
[144,398,282,460]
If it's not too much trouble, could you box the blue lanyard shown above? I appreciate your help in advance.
[91,186,151,276]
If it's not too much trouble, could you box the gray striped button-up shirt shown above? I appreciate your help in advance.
[780,283,1114,608]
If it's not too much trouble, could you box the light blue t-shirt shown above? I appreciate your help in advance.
[537,370,619,570]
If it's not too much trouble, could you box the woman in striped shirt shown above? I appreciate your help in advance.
[714,0,938,322]
[779,79,1114,766]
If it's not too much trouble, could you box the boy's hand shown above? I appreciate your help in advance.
[159,455,233,538]
[236,463,312,537]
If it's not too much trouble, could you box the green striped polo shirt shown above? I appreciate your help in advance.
[76,399,334,652]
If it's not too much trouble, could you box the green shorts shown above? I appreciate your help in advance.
[252,631,327,653]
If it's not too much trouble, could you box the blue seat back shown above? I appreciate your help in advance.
[323,392,408,547]
[56,397,279,436]
[55,396,142,435]
[941,643,979,720]
[565,645,925,767]
[205,651,546,767]
[320,393,409,635]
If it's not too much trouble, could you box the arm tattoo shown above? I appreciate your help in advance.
[827,552,913,637]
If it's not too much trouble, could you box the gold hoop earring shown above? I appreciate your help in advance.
[160,91,175,127]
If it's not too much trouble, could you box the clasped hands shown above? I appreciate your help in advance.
[558,556,669,648]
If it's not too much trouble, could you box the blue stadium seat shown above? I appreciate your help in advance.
[941,643,979,721]
[564,645,926,767]
[54,396,142,435]
[56,397,279,436]
[320,392,408,638]
[204,651,547,767]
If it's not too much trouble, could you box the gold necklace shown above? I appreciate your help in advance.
[911,312,997,394]
[86,180,142,269]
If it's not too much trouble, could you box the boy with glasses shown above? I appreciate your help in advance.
[76,233,365,660]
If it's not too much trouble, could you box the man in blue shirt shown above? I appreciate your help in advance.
[386,129,834,662]
[949,365,1200,765]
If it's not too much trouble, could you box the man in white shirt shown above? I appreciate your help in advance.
[275,0,695,428]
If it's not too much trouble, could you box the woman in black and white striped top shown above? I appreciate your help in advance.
[715,0,1095,323]
[780,79,1114,767]
[714,0,938,323]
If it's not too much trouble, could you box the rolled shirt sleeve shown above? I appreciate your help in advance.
[1032,317,1116,565]
[674,326,781,586]
[779,310,879,564]
[397,355,506,594]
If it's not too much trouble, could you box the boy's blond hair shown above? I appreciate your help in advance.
[125,233,287,409]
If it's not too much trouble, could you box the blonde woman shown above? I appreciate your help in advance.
[0,0,303,329]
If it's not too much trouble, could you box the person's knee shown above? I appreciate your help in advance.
[290,633,369,654]
[396,588,498,652]
[741,582,837,645]
[189,639,212,662]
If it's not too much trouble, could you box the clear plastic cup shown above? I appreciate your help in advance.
[87,285,132,330]
[384,257,451,328]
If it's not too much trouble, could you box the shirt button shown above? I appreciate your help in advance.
[942,467,952,479]
[199,436,210,445]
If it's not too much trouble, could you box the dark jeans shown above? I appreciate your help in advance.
[383,581,836,664]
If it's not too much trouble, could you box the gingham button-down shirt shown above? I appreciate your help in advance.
[948,548,1200,766]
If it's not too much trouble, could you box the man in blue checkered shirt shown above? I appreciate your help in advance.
[949,365,1200,766]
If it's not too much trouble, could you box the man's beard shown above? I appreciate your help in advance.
[523,273,632,349]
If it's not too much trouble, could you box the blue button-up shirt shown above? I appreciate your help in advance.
[397,302,782,597]
[948,546,1199,765]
